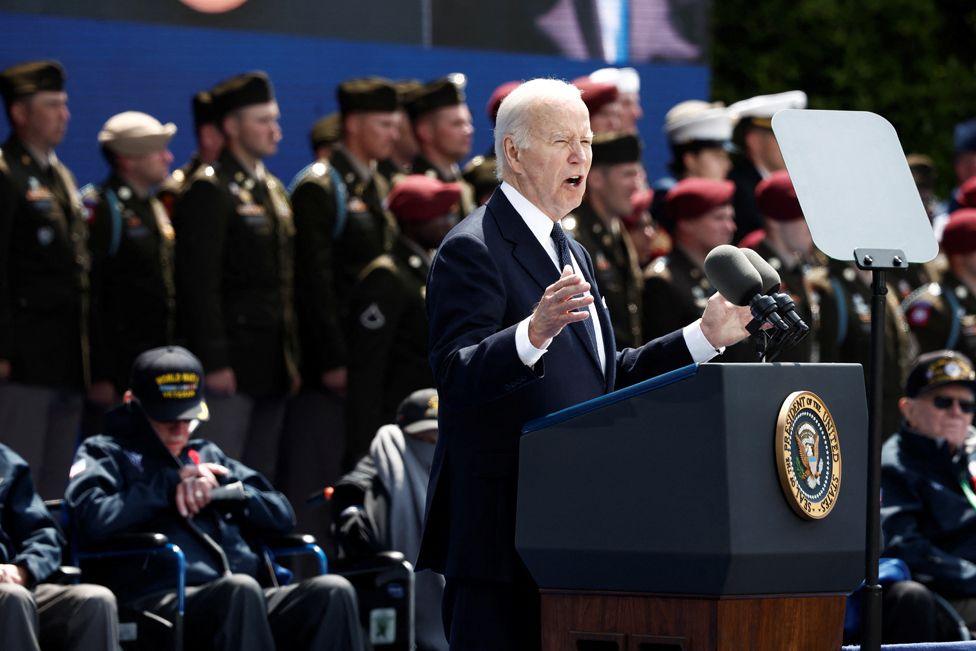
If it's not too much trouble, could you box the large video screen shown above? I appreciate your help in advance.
[1,0,709,63]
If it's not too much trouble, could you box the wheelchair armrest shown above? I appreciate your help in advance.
[82,533,170,553]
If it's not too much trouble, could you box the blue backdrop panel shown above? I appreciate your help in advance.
[0,10,708,187]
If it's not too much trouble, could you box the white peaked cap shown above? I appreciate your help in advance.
[664,100,732,144]
[728,90,807,120]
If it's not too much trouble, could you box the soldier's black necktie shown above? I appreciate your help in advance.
[551,222,600,363]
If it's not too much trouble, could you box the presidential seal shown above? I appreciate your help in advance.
[775,391,842,520]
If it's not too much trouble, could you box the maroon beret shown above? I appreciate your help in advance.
[942,209,976,255]
[755,171,803,222]
[572,77,619,115]
[387,175,462,223]
[959,176,976,209]
[739,228,767,250]
[486,81,521,125]
[621,188,654,228]
[665,178,735,222]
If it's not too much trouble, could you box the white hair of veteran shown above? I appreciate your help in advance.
[493,78,583,182]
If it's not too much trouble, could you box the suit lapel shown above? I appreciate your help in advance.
[489,191,606,376]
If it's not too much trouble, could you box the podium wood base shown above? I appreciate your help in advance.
[540,590,846,651]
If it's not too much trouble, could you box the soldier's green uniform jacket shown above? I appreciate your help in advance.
[410,154,476,217]
[902,271,976,364]
[171,149,298,397]
[157,154,204,216]
[288,147,397,382]
[810,260,913,436]
[345,234,434,464]
[566,200,643,348]
[83,175,175,393]
[642,245,754,361]
[0,136,89,389]
[751,239,818,363]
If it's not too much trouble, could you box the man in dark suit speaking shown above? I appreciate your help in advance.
[417,79,753,650]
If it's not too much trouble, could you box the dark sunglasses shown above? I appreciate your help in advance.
[931,395,976,414]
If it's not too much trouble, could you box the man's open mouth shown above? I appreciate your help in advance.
[565,175,583,187]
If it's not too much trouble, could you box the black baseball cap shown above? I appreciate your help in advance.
[905,350,976,398]
[396,388,438,434]
[130,346,210,422]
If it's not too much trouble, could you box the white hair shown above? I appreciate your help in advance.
[493,78,583,181]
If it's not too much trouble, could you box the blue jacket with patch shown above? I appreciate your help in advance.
[0,443,62,586]
[65,404,295,601]
[881,426,976,597]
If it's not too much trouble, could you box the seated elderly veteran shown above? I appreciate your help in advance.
[881,349,976,633]
[417,78,753,650]
[0,442,118,651]
[65,346,364,651]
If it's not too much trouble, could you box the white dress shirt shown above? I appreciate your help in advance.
[500,182,722,370]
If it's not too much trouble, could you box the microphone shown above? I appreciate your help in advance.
[703,245,789,332]
[739,247,809,332]
[740,248,780,294]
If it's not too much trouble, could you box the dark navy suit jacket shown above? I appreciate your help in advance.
[417,189,693,582]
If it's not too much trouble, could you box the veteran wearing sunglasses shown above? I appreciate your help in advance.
[881,349,976,635]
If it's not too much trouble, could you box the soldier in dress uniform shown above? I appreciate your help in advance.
[158,90,223,215]
[744,171,819,362]
[621,188,660,269]
[810,259,912,437]
[308,112,341,165]
[903,210,976,365]
[727,91,806,243]
[565,132,644,347]
[0,60,90,497]
[405,75,476,216]
[346,175,458,465]
[171,71,299,480]
[641,178,757,360]
[642,178,736,342]
[588,67,642,133]
[462,155,498,207]
[377,79,422,187]
[651,99,733,233]
[84,111,178,420]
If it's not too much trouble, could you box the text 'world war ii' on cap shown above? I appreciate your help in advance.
[130,346,210,422]
[905,350,976,398]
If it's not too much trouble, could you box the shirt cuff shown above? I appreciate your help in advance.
[683,319,724,364]
[516,316,551,368]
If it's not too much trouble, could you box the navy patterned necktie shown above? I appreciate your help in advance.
[551,222,600,362]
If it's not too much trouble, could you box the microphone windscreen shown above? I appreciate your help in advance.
[740,247,782,294]
[704,245,764,306]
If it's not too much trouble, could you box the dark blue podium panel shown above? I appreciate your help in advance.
[516,363,867,596]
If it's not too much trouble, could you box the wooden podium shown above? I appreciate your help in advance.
[517,363,867,650]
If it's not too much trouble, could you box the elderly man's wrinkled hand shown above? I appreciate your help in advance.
[699,292,753,349]
[528,265,594,348]
[175,463,227,518]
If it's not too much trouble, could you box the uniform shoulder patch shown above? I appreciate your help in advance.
[359,303,387,330]
[900,282,940,312]
[906,302,934,328]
